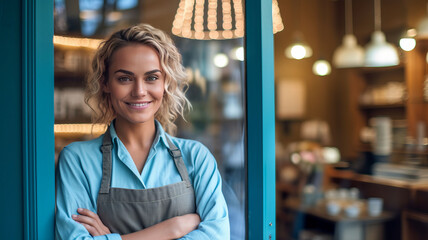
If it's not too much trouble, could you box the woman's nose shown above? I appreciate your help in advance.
[131,81,147,97]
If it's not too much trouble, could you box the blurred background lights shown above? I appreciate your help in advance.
[213,53,229,68]
[285,43,313,60]
[313,60,331,76]
[399,28,417,51]
[322,147,340,163]
[230,46,244,61]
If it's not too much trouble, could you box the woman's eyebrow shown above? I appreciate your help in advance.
[114,69,134,75]
[145,69,162,75]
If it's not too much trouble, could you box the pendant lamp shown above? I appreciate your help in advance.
[285,32,313,60]
[332,0,364,68]
[284,0,312,60]
[172,0,284,40]
[399,28,417,52]
[364,0,399,67]
[312,0,331,76]
[313,59,331,76]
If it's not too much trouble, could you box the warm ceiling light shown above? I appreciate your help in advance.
[313,59,331,76]
[332,0,364,68]
[172,0,284,40]
[399,28,417,51]
[364,0,399,67]
[284,0,311,60]
[285,33,312,60]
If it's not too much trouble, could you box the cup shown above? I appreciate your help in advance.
[326,201,341,216]
[367,197,383,216]
[349,188,360,200]
[345,204,360,218]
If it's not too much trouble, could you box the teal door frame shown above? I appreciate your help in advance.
[22,0,55,239]
[0,0,54,239]
[5,0,275,239]
[245,1,276,239]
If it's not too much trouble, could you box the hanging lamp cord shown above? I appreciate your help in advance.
[374,0,381,31]
[345,0,353,35]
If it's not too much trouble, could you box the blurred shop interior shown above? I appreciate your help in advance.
[54,0,428,239]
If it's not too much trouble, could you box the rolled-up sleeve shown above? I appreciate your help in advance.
[179,144,230,240]
[55,147,121,240]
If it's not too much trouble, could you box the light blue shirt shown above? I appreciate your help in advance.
[55,120,230,240]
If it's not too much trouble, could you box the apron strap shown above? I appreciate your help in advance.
[165,136,192,188]
[99,126,113,194]
[99,124,192,192]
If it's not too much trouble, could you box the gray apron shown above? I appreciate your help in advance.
[97,126,196,235]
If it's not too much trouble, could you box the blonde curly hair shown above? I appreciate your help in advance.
[85,24,191,135]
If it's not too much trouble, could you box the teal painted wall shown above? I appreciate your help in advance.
[0,0,24,238]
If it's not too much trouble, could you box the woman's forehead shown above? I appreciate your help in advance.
[109,44,162,72]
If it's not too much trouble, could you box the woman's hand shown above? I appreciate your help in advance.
[172,213,201,237]
[72,208,111,236]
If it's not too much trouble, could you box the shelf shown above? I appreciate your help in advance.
[359,103,406,110]
[327,167,428,190]
[54,123,107,138]
[358,64,404,74]
[283,197,395,224]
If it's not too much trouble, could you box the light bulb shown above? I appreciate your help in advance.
[400,38,416,51]
[291,45,306,59]
[399,29,417,51]
[213,53,229,68]
[313,60,331,76]
[285,43,313,60]
[230,47,244,61]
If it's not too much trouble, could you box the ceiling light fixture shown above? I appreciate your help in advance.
[399,28,417,51]
[332,0,364,68]
[312,0,331,76]
[284,0,312,60]
[364,0,399,67]
[172,0,284,40]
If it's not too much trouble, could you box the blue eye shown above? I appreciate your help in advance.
[147,75,159,81]
[118,76,132,82]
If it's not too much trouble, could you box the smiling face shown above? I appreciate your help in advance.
[104,44,165,125]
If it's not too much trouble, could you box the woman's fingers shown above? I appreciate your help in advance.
[72,214,98,227]
[73,208,111,236]
[78,208,109,232]
[80,223,101,236]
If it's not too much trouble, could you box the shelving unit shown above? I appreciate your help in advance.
[339,37,428,161]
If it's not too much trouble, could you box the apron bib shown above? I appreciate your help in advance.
[97,127,196,235]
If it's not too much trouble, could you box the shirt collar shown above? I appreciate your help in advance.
[108,119,170,150]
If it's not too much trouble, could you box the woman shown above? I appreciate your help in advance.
[55,24,230,240]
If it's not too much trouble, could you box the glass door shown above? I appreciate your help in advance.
[53,0,248,238]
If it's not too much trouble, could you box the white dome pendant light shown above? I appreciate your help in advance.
[332,0,365,68]
[364,0,399,67]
